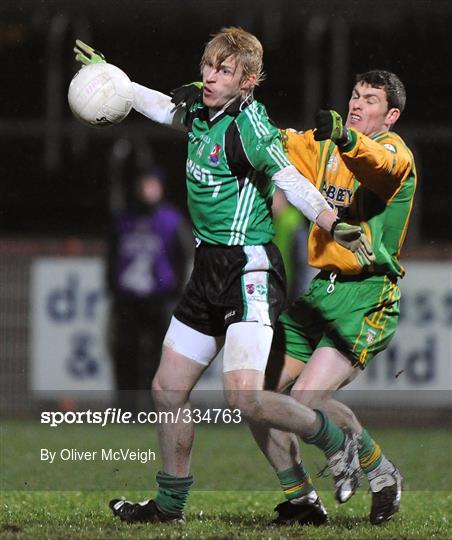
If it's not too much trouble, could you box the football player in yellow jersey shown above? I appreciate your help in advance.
[250,71,416,526]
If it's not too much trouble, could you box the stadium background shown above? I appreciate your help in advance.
[0,4,451,539]
[1,1,451,438]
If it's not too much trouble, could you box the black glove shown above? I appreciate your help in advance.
[170,82,203,111]
[314,109,351,147]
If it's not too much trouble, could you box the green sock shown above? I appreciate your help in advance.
[358,428,383,474]
[155,471,193,515]
[302,409,345,458]
[276,461,314,500]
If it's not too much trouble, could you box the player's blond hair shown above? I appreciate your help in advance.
[200,27,265,87]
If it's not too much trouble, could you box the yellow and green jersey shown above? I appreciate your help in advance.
[281,128,417,277]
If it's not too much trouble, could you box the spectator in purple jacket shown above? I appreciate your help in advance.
[107,167,193,412]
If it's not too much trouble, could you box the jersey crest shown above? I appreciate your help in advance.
[383,143,396,153]
[327,154,339,172]
[208,143,222,166]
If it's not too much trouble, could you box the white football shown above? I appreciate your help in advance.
[68,63,134,127]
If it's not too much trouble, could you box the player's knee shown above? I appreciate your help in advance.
[223,388,242,411]
[224,389,264,421]
[290,383,327,409]
[151,376,187,410]
[151,369,165,391]
[151,377,167,408]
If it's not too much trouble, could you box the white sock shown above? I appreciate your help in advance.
[367,456,394,480]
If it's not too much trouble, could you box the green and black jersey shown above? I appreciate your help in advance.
[184,97,291,246]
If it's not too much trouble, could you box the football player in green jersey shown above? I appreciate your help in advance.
[169,71,414,527]
[74,28,374,525]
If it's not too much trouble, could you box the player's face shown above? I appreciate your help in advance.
[345,82,399,137]
[202,54,252,110]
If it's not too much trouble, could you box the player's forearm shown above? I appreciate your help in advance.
[340,130,410,197]
[273,166,334,230]
[316,208,337,232]
[131,82,185,130]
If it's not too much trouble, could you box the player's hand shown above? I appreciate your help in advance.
[314,109,351,147]
[355,233,376,268]
[74,39,106,65]
[170,82,203,111]
[331,221,375,267]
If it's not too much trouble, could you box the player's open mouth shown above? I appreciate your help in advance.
[350,114,361,122]
[204,87,213,97]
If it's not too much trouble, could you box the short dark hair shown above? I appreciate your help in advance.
[355,70,406,112]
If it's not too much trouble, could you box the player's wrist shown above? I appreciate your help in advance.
[330,217,342,236]
[315,209,337,233]
[335,129,351,148]
[336,128,356,151]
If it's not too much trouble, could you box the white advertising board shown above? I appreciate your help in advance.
[30,258,113,395]
[30,259,451,407]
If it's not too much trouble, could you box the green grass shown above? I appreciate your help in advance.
[1,421,451,539]
[2,490,451,539]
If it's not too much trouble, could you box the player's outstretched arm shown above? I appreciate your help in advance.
[72,39,186,131]
[131,82,186,130]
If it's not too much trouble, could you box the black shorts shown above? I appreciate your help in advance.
[174,242,286,336]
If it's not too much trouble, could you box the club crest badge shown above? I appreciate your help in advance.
[246,283,255,295]
[383,143,396,153]
[327,154,338,172]
[208,144,222,166]
[366,328,377,344]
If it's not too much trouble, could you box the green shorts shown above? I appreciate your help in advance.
[276,271,400,368]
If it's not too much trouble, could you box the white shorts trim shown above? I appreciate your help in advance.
[242,245,272,325]
[163,316,223,366]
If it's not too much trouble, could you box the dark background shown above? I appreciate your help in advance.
[2,0,451,246]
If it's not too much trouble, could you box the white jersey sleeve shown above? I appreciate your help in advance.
[272,165,330,223]
[131,82,186,131]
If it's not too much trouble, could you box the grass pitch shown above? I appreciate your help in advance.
[1,421,451,539]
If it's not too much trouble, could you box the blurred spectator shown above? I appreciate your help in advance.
[107,167,193,412]
[272,187,310,305]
